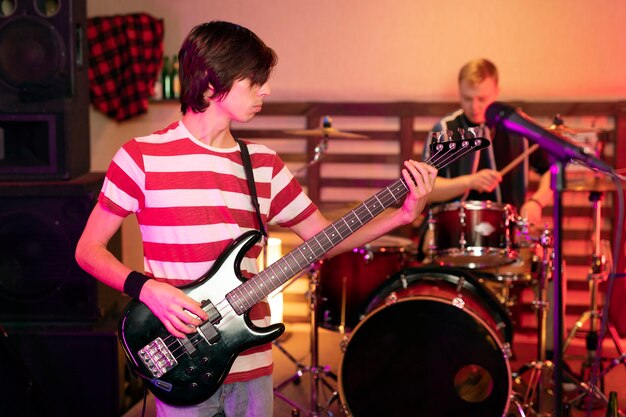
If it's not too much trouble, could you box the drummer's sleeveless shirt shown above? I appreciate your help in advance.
[425,109,551,209]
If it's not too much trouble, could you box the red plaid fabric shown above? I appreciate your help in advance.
[87,14,164,121]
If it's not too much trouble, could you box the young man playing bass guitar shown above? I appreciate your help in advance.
[75,20,437,417]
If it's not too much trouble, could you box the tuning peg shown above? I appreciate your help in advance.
[432,131,445,142]
[465,127,481,139]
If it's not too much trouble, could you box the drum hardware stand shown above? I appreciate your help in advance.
[561,190,626,412]
[513,226,557,416]
[273,263,341,417]
[293,136,329,177]
[291,116,369,177]
[512,227,604,416]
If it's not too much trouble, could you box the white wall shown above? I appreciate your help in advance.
[85,0,626,268]
[87,0,626,169]
[88,0,626,102]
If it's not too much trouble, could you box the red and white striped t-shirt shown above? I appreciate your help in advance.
[99,120,317,383]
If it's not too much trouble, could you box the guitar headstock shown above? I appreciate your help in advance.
[426,128,490,170]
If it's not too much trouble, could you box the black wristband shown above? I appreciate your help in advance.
[124,271,150,299]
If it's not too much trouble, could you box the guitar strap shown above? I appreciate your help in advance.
[235,139,267,240]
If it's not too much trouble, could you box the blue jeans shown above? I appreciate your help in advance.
[155,375,273,417]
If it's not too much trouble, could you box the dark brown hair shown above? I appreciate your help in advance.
[178,21,278,114]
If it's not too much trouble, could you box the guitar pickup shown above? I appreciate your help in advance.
[197,300,222,344]
[202,299,222,323]
[180,335,197,356]
[199,321,220,344]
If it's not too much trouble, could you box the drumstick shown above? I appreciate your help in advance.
[498,144,540,176]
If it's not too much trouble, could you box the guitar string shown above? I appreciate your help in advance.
[148,138,483,363]
[155,177,413,360]
[160,162,418,357]
[150,140,482,363]
[157,180,410,361]
[148,142,468,361]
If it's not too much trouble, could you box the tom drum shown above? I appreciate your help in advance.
[429,200,518,268]
[317,235,414,332]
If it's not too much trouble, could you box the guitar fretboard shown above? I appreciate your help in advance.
[227,177,409,314]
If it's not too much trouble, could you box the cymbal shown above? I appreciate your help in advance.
[549,124,598,136]
[565,175,616,192]
[548,115,598,136]
[285,127,369,139]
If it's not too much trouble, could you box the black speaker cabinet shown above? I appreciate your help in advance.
[0,0,89,180]
[0,173,119,322]
[0,323,143,417]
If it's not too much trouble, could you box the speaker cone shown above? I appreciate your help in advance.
[0,17,66,93]
[0,210,71,301]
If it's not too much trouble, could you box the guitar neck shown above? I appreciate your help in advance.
[228,177,409,314]
[227,134,490,315]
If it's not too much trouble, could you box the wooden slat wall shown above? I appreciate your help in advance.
[233,101,625,329]
[233,101,621,205]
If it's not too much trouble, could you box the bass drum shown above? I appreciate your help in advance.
[338,266,513,417]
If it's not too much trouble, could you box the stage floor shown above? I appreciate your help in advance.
[123,321,626,417]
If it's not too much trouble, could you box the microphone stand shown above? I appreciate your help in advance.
[519,152,605,417]
[525,155,604,417]
[486,102,616,417]
[550,159,566,417]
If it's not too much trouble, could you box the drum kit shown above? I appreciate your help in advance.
[272,119,623,417]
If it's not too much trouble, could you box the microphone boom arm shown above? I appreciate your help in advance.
[486,102,613,173]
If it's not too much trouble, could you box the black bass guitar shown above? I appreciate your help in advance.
[118,132,490,406]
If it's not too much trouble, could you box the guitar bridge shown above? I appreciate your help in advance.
[138,337,178,378]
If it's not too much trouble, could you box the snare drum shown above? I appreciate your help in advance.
[429,200,517,268]
[480,235,543,327]
[481,242,540,283]
[317,235,413,332]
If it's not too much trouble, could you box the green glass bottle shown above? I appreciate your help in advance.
[162,56,172,100]
[605,391,618,416]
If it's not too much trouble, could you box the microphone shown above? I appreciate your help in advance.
[485,102,613,173]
